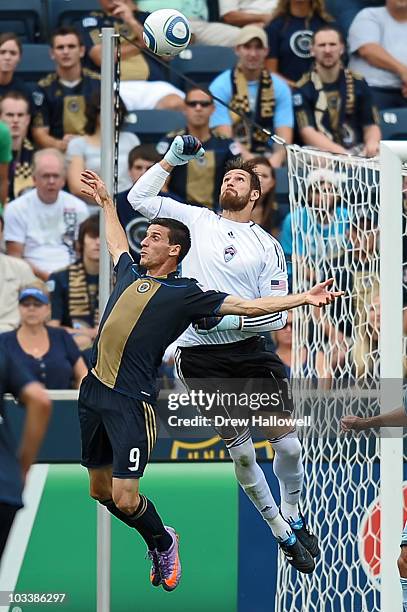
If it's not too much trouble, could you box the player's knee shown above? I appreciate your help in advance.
[272,434,302,460]
[398,548,407,577]
[90,485,112,503]
[113,491,140,516]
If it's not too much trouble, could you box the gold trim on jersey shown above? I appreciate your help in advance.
[92,279,161,388]
[187,149,216,208]
[143,402,157,459]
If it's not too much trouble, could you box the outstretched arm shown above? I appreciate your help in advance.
[80,170,130,266]
[18,382,52,481]
[341,406,407,432]
[217,278,343,317]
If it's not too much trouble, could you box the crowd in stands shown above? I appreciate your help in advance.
[0,0,406,390]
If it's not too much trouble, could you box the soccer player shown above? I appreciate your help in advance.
[79,157,341,589]
[127,135,326,574]
[341,401,407,611]
[0,347,51,562]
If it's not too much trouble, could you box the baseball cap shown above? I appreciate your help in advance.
[235,25,268,49]
[19,287,49,304]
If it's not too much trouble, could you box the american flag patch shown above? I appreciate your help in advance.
[271,280,287,291]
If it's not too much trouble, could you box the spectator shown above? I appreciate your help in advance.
[293,26,381,157]
[272,310,328,379]
[48,215,99,353]
[265,0,335,85]
[80,0,185,111]
[116,144,178,260]
[1,282,87,389]
[0,91,34,202]
[348,0,407,109]
[249,155,282,234]
[156,87,240,209]
[136,1,241,46]
[219,0,278,28]
[0,119,11,208]
[279,168,349,282]
[32,27,100,152]
[0,215,36,333]
[209,25,293,165]
[4,148,89,281]
[0,33,34,106]
[66,92,139,201]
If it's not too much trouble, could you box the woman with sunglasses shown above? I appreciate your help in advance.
[1,282,87,390]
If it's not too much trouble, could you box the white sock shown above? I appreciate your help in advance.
[270,432,304,523]
[227,433,293,541]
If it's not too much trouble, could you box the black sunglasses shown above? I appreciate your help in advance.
[185,100,212,108]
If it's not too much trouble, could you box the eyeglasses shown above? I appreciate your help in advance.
[185,100,212,108]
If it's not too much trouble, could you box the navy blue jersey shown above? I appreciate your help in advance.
[0,343,35,507]
[293,68,379,148]
[90,253,228,401]
[1,327,80,390]
[32,69,100,139]
[266,15,332,82]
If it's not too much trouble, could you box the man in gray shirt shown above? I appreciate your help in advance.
[348,0,407,109]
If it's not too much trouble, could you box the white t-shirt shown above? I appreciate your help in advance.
[4,189,89,274]
[219,0,277,16]
[66,131,140,192]
[0,254,36,332]
[128,164,288,346]
[348,7,407,89]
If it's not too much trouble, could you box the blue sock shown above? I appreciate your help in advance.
[400,577,407,610]
[281,533,297,546]
[290,517,304,530]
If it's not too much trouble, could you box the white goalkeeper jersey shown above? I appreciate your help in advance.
[128,164,288,346]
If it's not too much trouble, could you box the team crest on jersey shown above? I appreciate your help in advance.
[137,281,152,293]
[224,244,237,262]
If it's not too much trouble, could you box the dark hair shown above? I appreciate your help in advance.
[128,144,161,169]
[224,158,262,198]
[312,25,344,45]
[84,91,127,135]
[77,214,99,256]
[0,90,30,113]
[185,85,213,102]
[149,217,191,263]
[0,215,3,232]
[51,26,84,47]
[250,156,279,230]
[0,32,22,55]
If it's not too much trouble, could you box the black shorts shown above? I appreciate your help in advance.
[176,336,294,417]
[78,374,157,479]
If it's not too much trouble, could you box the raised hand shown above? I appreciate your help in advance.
[164,135,205,166]
[80,170,111,207]
[305,278,344,307]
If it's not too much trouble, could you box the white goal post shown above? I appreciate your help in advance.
[277,143,406,611]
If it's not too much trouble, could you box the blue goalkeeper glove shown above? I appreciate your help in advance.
[194,315,243,335]
[164,135,205,166]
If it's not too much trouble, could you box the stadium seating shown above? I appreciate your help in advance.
[379,107,407,140]
[46,0,100,33]
[122,109,186,143]
[0,0,44,43]
[16,44,54,83]
[169,45,236,91]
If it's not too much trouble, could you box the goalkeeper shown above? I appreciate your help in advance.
[341,393,407,612]
[128,135,321,574]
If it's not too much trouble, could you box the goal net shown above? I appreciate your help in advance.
[275,146,407,611]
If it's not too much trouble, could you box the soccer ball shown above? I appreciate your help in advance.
[143,9,191,57]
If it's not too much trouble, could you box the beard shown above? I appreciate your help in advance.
[220,188,250,211]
